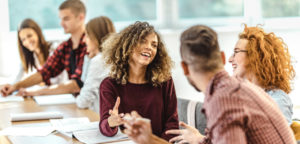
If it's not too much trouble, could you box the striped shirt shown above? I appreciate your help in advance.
[201,70,296,144]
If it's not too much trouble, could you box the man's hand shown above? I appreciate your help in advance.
[0,84,16,96]
[108,97,124,127]
[123,111,154,144]
[166,121,205,144]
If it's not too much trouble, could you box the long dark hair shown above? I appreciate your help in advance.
[17,18,50,72]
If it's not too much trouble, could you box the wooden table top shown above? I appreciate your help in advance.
[0,97,100,144]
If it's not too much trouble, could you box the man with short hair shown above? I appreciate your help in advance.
[123,25,296,144]
[1,0,87,96]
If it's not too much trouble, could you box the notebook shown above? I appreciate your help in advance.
[10,111,63,121]
[33,94,75,105]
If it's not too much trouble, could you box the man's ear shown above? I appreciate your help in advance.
[181,61,189,75]
[221,51,226,65]
[79,13,85,21]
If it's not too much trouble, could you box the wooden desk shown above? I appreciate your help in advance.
[0,97,100,144]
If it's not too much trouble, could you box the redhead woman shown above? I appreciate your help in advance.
[229,25,295,125]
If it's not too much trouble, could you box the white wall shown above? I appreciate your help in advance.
[0,26,299,105]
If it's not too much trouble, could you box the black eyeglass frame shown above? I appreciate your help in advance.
[232,50,248,57]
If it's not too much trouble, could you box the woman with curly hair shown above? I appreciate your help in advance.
[99,21,179,141]
[229,25,295,125]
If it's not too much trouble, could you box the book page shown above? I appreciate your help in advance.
[50,117,99,132]
[73,129,128,144]
[50,117,99,137]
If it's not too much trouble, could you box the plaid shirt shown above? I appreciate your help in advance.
[38,34,86,88]
[201,70,296,144]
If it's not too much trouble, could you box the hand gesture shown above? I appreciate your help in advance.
[108,97,124,127]
[166,121,205,144]
[0,84,16,96]
[123,111,153,144]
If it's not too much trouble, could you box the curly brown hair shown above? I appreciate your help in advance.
[240,25,295,93]
[102,21,173,86]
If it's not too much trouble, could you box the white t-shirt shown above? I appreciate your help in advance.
[76,53,109,113]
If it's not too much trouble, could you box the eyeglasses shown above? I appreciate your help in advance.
[232,49,247,57]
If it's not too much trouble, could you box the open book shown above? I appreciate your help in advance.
[50,117,129,143]
[72,129,129,144]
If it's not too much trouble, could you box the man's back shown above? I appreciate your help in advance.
[202,71,296,144]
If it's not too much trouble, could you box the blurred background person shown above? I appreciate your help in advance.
[16,18,67,85]
[76,16,116,113]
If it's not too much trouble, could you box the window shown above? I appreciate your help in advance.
[7,0,300,31]
[8,0,63,31]
[261,0,300,17]
[178,0,243,18]
[8,0,157,31]
[86,0,156,22]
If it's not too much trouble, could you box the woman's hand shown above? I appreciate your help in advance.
[108,97,124,127]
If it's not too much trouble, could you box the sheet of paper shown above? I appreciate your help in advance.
[50,117,90,128]
[8,135,67,144]
[73,129,128,144]
[0,95,24,103]
[33,94,75,105]
[112,140,136,144]
[0,126,55,136]
[50,117,99,133]
[10,111,63,121]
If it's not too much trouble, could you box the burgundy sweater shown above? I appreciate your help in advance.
[99,77,179,141]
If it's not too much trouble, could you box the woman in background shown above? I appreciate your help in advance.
[76,16,116,113]
[16,18,67,85]
[99,21,179,141]
[229,25,295,125]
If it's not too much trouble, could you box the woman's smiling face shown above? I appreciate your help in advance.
[228,39,248,78]
[129,32,158,67]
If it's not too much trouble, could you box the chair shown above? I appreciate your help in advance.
[177,98,207,134]
[291,121,300,141]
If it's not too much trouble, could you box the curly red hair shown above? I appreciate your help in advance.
[239,25,295,93]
